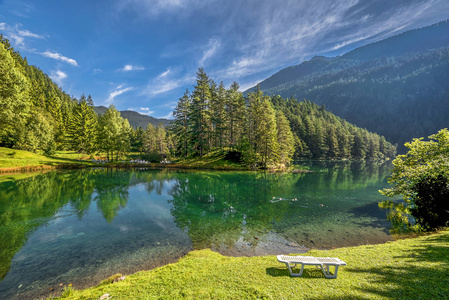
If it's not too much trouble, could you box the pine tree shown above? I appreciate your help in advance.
[97,105,122,160]
[190,68,212,156]
[67,95,98,154]
[173,89,192,157]
[276,111,295,165]
[226,81,245,149]
[155,123,167,155]
[0,42,31,147]
[211,81,228,150]
[245,86,279,168]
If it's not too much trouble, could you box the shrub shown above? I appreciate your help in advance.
[411,174,449,231]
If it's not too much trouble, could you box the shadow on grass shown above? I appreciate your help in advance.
[266,267,327,279]
[348,233,449,299]
[45,156,91,165]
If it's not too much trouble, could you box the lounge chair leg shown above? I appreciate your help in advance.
[320,265,339,279]
[286,262,304,277]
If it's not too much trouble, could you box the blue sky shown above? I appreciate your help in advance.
[1,0,448,119]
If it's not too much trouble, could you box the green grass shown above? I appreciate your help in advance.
[0,147,248,172]
[0,147,94,170]
[54,230,449,299]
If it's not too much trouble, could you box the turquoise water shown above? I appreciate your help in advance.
[0,161,395,299]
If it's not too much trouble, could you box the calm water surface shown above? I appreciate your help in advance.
[0,161,396,299]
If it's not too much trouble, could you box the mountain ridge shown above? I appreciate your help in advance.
[247,20,449,151]
[94,106,171,129]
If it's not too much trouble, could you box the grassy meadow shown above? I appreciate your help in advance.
[53,230,449,299]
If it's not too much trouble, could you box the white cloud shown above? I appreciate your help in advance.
[238,78,267,92]
[50,70,67,85]
[16,26,45,39]
[158,111,174,119]
[41,51,78,66]
[127,107,155,115]
[142,68,194,97]
[122,64,145,72]
[151,81,181,96]
[116,0,197,17]
[199,38,221,66]
[158,68,171,78]
[0,23,46,47]
[107,85,133,105]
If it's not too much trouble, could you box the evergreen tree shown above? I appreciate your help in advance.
[130,127,144,153]
[172,90,191,157]
[190,68,212,156]
[226,81,245,149]
[117,118,132,160]
[211,81,228,150]
[0,42,31,147]
[67,95,98,154]
[351,131,366,159]
[155,123,167,155]
[276,111,295,165]
[245,86,279,168]
[97,105,123,160]
[142,123,156,154]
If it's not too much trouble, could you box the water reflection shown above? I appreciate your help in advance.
[0,161,395,299]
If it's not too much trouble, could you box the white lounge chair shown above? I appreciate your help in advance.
[277,255,346,279]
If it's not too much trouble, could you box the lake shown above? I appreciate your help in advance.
[0,161,396,299]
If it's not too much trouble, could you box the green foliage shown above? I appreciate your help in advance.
[381,129,449,200]
[245,86,279,168]
[272,96,396,160]
[381,129,449,231]
[97,105,131,161]
[141,150,163,163]
[0,41,31,146]
[411,174,449,231]
[67,95,98,154]
[1,36,77,151]
[171,69,395,168]
[190,68,212,156]
[172,90,192,157]
[378,200,416,233]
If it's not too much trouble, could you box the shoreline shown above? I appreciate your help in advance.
[0,162,316,174]
[11,229,447,300]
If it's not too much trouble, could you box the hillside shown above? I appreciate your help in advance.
[94,106,171,129]
[249,20,449,151]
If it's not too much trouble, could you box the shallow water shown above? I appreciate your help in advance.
[0,161,396,299]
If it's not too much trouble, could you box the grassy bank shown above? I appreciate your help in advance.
[0,147,93,172]
[0,148,255,173]
[54,230,449,299]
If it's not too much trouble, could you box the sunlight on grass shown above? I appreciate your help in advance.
[54,230,449,299]
[0,147,98,170]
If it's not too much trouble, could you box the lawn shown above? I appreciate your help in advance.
[0,147,93,171]
[55,230,449,299]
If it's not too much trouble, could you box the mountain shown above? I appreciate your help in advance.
[94,106,171,129]
[248,20,449,152]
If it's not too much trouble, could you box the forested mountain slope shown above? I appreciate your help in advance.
[249,20,449,151]
[94,106,171,129]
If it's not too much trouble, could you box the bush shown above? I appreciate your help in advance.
[141,150,163,163]
[411,174,449,231]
